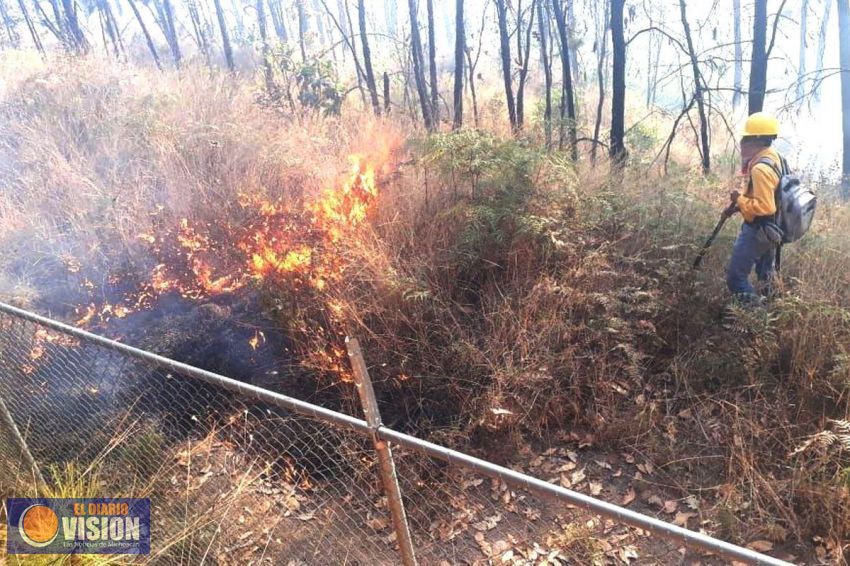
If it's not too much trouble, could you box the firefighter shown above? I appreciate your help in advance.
[725,112,784,303]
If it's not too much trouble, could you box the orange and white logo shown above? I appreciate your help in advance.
[19,504,59,547]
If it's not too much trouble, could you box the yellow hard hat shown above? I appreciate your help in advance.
[740,111,779,137]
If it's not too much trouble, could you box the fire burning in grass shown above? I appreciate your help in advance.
[61,139,397,379]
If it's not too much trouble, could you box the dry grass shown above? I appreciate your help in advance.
[1,56,849,560]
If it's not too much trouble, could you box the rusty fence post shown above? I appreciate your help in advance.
[346,337,418,566]
[0,394,47,492]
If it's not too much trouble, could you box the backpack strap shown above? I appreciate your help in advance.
[755,156,783,180]
[751,156,786,229]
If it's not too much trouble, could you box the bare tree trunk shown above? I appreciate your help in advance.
[213,0,235,71]
[427,0,439,122]
[311,0,327,45]
[384,71,391,112]
[162,0,181,66]
[296,0,308,60]
[128,0,162,69]
[269,0,288,42]
[609,0,626,164]
[465,47,478,125]
[257,0,276,94]
[796,0,808,103]
[748,0,768,113]
[188,0,212,68]
[552,0,577,158]
[464,0,488,127]
[230,0,244,39]
[516,0,536,129]
[815,0,832,102]
[733,0,742,107]
[495,0,516,130]
[320,0,367,104]
[385,0,397,37]
[344,1,368,107]
[452,0,465,129]
[358,0,381,114]
[591,0,608,163]
[16,0,43,53]
[408,0,434,130]
[60,0,87,52]
[679,0,710,174]
[45,0,69,48]
[537,0,552,146]
[105,1,126,55]
[839,0,850,197]
[0,0,20,48]
[565,0,578,86]
[97,0,120,58]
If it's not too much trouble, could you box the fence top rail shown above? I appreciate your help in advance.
[0,301,792,566]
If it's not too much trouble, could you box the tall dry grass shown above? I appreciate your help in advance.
[0,56,849,559]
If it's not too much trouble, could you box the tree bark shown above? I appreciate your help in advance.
[452,0,465,129]
[97,0,121,58]
[815,0,832,102]
[565,0,578,85]
[839,0,850,197]
[213,0,235,71]
[257,0,276,94]
[591,0,608,163]
[269,0,288,42]
[537,0,552,146]
[0,0,20,48]
[796,0,808,103]
[383,71,391,112]
[408,0,434,130]
[609,0,626,164]
[495,0,516,130]
[516,1,536,129]
[311,0,327,46]
[748,0,768,114]
[679,0,710,175]
[733,0,742,107]
[187,0,212,68]
[385,0,398,37]
[60,0,86,52]
[426,0,439,122]
[552,0,577,158]
[296,0,308,60]
[128,0,162,69]
[358,0,381,114]
[162,0,181,67]
[16,0,43,54]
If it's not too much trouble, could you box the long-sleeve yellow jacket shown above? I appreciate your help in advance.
[736,147,781,224]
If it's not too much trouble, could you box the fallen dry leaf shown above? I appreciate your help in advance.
[472,513,502,532]
[663,500,678,514]
[673,511,696,527]
[570,467,586,485]
[747,540,774,552]
[589,482,603,496]
[621,488,636,506]
[617,545,639,563]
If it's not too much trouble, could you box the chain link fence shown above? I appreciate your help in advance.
[0,303,788,565]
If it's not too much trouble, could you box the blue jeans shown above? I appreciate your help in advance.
[726,223,776,298]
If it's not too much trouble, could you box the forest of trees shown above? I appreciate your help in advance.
[0,0,848,192]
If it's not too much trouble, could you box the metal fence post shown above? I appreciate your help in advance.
[346,337,418,566]
[0,394,47,492]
